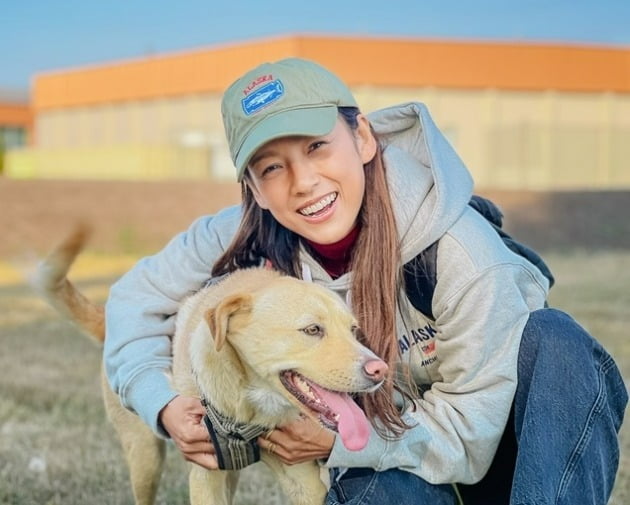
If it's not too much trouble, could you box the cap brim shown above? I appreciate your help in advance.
[235,105,338,180]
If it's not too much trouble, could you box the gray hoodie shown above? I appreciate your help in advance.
[104,102,549,484]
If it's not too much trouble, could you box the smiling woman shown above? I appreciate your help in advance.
[244,116,371,245]
[101,57,627,505]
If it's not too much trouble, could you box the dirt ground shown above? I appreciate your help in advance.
[0,179,242,259]
[1,179,629,260]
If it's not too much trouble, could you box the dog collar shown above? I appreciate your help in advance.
[201,397,269,470]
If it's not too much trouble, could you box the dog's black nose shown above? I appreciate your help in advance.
[363,359,388,383]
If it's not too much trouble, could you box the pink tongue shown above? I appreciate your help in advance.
[310,384,370,451]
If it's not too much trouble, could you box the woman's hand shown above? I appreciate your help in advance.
[159,395,218,470]
[258,415,335,465]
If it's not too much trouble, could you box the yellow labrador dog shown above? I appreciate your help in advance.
[32,227,387,505]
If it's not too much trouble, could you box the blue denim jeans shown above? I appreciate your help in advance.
[325,309,628,505]
[325,467,458,505]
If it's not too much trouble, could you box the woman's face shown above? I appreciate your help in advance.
[246,115,377,245]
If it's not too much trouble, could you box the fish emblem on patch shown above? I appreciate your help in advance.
[242,80,284,116]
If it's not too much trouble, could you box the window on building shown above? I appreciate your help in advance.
[0,126,27,149]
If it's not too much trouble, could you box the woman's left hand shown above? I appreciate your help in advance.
[258,415,335,465]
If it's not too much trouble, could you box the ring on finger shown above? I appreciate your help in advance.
[268,442,276,454]
[264,430,273,440]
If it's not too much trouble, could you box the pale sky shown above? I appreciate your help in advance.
[2,0,629,93]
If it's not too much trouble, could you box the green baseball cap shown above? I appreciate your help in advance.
[221,58,359,181]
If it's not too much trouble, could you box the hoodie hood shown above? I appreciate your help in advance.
[369,102,473,263]
[299,102,474,289]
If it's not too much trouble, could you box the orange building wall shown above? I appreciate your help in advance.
[296,37,630,92]
[33,38,300,110]
[0,102,32,127]
[33,36,630,111]
[0,101,33,143]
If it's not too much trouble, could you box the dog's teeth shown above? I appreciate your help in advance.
[295,376,315,398]
[298,377,316,394]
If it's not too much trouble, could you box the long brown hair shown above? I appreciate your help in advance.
[212,107,409,436]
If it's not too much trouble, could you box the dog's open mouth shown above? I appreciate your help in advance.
[279,370,371,451]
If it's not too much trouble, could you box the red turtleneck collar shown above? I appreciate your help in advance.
[304,225,360,279]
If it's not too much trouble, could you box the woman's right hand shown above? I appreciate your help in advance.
[159,395,218,470]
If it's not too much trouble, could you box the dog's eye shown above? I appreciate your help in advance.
[301,324,325,338]
[352,325,367,344]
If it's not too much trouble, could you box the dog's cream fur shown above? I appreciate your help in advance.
[32,227,385,505]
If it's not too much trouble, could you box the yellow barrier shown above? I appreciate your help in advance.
[0,253,140,287]
[5,144,211,180]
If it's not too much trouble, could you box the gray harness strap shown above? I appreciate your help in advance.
[201,398,268,470]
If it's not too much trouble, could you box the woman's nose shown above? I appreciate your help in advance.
[290,161,320,194]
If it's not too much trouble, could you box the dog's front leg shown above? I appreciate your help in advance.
[189,465,238,505]
[264,456,327,505]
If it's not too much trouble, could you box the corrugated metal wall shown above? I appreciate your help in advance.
[8,87,629,188]
[6,36,630,188]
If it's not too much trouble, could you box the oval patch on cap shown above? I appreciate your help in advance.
[241,80,284,116]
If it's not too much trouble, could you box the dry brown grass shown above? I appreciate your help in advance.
[1,252,628,504]
[0,274,288,505]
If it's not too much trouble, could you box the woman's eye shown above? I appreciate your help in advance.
[308,141,326,152]
[300,324,325,338]
[261,164,281,176]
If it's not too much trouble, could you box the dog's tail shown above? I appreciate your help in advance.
[31,224,106,343]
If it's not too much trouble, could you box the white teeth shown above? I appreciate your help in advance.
[296,377,311,395]
[299,193,337,216]
[295,375,317,400]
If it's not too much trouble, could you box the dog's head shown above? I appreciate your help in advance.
[195,272,387,451]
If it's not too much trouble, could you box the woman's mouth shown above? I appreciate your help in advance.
[298,193,338,217]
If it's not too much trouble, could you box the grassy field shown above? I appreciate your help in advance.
[0,250,628,505]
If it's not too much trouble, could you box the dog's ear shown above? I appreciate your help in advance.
[204,293,253,351]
